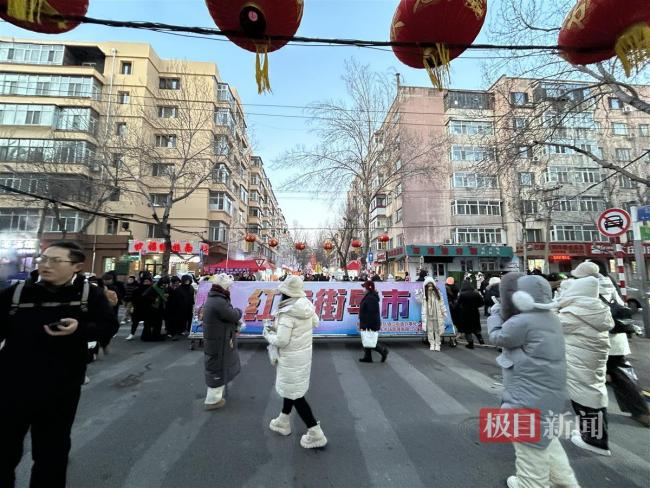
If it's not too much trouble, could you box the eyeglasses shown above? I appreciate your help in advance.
[35,256,75,265]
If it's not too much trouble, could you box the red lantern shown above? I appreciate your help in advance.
[0,0,88,34]
[133,240,144,252]
[295,242,306,251]
[558,0,650,76]
[147,241,158,253]
[171,241,181,253]
[200,242,210,254]
[184,242,194,254]
[323,241,334,251]
[159,242,167,252]
[390,0,487,90]
[268,238,279,248]
[351,239,363,249]
[378,233,390,243]
[205,0,304,93]
[245,233,257,243]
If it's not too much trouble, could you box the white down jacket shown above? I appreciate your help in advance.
[599,274,631,356]
[416,277,447,334]
[266,297,319,400]
[557,277,614,408]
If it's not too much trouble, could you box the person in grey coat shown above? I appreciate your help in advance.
[488,275,581,488]
[201,274,242,410]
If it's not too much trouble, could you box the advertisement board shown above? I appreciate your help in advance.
[190,281,456,338]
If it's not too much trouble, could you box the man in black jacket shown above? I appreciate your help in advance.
[0,241,117,488]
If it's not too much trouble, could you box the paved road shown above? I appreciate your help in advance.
[14,328,650,488]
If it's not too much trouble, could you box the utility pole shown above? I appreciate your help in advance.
[631,207,650,336]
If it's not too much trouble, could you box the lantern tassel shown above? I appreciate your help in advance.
[464,0,485,19]
[615,22,650,77]
[7,0,44,23]
[255,45,272,94]
[423,43,451,91]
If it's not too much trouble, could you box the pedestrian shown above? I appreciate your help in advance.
[416,269,427,282]
[165,276,183,339]
[572,261,650,428]
[140,276,169,341]
[416,277,447,351]
[404,271,410,282]
[483,276,501,317]
[264,275,327,448]
[201,273,242,409]
[126,272,152,340]
[0,241,117,488]
[179,274,196,333]
[445,276,459,304]
[358,279,389,363]
[102,270,126,316]
[123,275,139,324]
[455,281,485,348]
[488,275,580,488]
[88,276,119,355]
[556,273,614,456]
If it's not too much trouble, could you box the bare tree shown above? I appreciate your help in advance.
[275,59,444,268]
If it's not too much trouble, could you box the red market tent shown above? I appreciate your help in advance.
[345,260,361,271]
[206,259,268,273]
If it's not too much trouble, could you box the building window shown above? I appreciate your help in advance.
[618,175,636,189]
[451,200,502,216]
[513,117,528,131]
[574,168,603,184]
[214,134,230,155]
[546,166,570,183]
[396,207,403,222]
[608,98,622,110]
[612,122,629,136]
[453,227,504,244]
[615,148,631,161]
[212,163,231,184]
[519,172,534,186]
[551,224,606,242]
[45,211,86,232]
[640,124,650,137]
[157,106,178,118]
[116,122,127,136]
[147,224,166,238]
[510,92,529,106]
[0,208,40,232]
[239,185,248,204]
[0,42,64,65]
[117,91,130,104]
[155,134,177,148]
[525,229,543,242]
[150,193,170,207]
[452,172,498,188]
[521,200,538,214]
[553,198,579,212]
[152,163,173,177]
[450,145,494,161]
[395,183,403,195]
[209,191,233,213]
[579,197,606,212]
[209,221,228,242]
[159,77,181,90]
[448,120,493,136]
[515,146,533,159]
[106,218,118,235]
[108,188,120,202]
[120,61,132,75]
[249,207,261,218]
[444,91,493,110]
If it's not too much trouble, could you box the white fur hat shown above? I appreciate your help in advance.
[561,276,599,299]
[512,275,556,312]
[277,275,306,298]
[571,261,600,279]
[214,273,234,290]
[489,277,501,286]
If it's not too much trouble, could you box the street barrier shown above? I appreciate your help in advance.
[190,281,456,338]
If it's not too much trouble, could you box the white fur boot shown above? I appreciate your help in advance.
[204,386,225,410]
[269,413,292,436]
[300,423,327,449]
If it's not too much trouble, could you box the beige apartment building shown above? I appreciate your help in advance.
[0,38,288,276]
[370,77,649,281]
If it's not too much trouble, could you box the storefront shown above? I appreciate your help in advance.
[128,239,209,277]
[0,236,39,279]
[385,244,514,279]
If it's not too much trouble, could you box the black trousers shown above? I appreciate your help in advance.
[607,355,649,417]
[362,342,388,358]
[464,332,484,344]
[571,400,609,450]
[282,397,317,428]
[0,384,81,488]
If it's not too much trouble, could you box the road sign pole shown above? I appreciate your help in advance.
[613,236,627,300]
[631,207,650,337]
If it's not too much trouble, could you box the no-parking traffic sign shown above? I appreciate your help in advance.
[597,208,631,238]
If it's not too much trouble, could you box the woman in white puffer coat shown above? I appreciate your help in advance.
[263,276,327,449]
[557,274,614,456]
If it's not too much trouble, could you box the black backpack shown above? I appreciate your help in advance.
[599,295,635,334]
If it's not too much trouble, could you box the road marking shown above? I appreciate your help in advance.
[388,350,470,415]
[331,348,426,488]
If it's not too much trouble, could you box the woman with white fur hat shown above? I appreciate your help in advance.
[201,273,242,409]
[557,274,614,456]
[264,275,327,449]
[416,277,447,351]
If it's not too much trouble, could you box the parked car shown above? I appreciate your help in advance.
[626,285,649,314]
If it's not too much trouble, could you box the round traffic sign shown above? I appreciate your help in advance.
[597,208,631,237]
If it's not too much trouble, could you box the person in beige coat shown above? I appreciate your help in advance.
[416,277,448,351]
[263,276,327,449]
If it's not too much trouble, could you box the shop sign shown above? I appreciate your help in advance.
[549,255,572,262]
[375,251,387,263]
[0,239,39,255]
[517,242,650,257]
[405,244,513,258]
[387,246,406,259]
[128,239,202,255]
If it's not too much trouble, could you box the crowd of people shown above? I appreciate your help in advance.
[0,239,647,488]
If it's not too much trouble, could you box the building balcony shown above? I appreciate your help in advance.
[370,205,386,220]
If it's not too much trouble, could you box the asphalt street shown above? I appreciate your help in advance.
[13,323,650,488]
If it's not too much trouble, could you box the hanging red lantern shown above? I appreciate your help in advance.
[200,242,210,254]
[390,0,487,90]
[295,242,306,251]
[268,237,279,248]
[159,242,167,252]
[245,233,257,243]
[184,242,194,254]
[323,241,334,252]
[133,240,144,252]
[171,241,181,253]
[0,0,88,34]
[147,241,158,253]
[378,233,390,243]
[558,0,650,76]
[351,239,363,249]
[204,0,304,93]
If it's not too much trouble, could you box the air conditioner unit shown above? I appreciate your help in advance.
[443,239,453,245]
[89,162,101,172]
[623,106,632,113]
[532,156,540,163]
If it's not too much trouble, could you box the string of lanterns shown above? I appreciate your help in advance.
[2,0,648,92]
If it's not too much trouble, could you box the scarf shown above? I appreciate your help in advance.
[210,284,230,300]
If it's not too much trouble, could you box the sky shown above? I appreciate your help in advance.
[0,0,494,232]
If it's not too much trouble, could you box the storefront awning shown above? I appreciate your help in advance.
[386,244,513,260]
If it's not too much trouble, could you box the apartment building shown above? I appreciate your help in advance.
[371,77,649,280]
[0,38,287,276]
